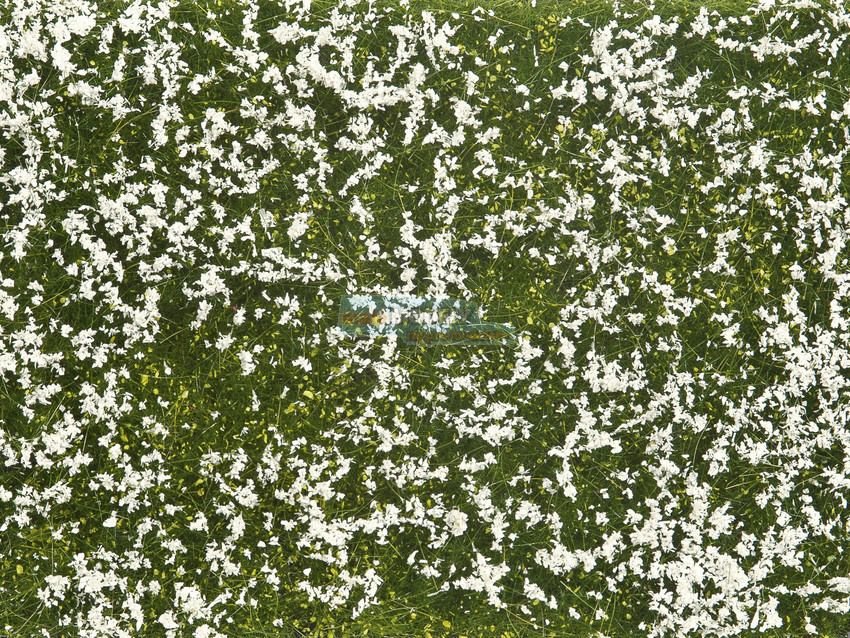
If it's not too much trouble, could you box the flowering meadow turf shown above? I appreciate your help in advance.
[2,0,850,636]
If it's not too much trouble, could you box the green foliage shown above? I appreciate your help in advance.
[2,0,850,637]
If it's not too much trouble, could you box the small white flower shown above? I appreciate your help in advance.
[445,509,468,536]
[238,350,256,375]
[293,356,312,372]
[189,513,209,532]
[158,611,179,630]
[523,577,547,603]
[51,43,75,78]
[215,334,235,351]
[828,577,850,593]
[287,213,310,241]
[67,15,97,36]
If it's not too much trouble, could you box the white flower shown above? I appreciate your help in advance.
[176,584,207,621]
[227,513,246,540]
[189,513,209,532]
[535,542,578,575]
[51,43,75,78]
[689,7,712,37]
[194,624,221,638]
[234,483,259,508]
[445,509,468,536]
[103,515,117,528]
[523,577,547,603]
[567,78,588,105]
[293,356,312,372]
[453,552,510,609]
[215,334,235,351]
[67,15,97,36]
[287,213,310,240]
[238,350,256,375]
[828,577,850,593]
[269,21,302,46]
[158,611,179,630]
[16,30,47,60]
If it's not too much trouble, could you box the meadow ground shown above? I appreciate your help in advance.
[2,0,850,637]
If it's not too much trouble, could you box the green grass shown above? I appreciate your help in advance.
[1,0,850,637]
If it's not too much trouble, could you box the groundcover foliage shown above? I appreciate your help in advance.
[1,0,850,636]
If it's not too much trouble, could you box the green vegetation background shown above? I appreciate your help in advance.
[1,0,848,637]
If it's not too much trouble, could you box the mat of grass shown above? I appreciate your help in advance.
[1,0,850,636]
